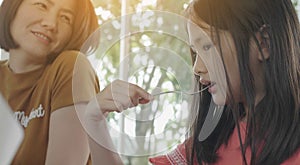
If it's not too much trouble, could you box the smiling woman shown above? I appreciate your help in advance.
[0,0,154,164]
[8,0,75,70]
[0,0,100,164]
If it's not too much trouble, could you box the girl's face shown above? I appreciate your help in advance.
[187,20,242,105]
[10,0,76,58]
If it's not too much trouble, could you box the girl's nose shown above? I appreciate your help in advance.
[193,55,208,76]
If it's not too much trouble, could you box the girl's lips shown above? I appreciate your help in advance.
[200,79,211,86]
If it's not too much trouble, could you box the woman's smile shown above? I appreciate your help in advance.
[32,31,52,45]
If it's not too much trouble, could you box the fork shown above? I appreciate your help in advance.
[152,83,214,96]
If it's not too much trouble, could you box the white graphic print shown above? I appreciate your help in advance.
[14,104,45,128]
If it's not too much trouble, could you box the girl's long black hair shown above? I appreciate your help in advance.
[186,0,300,164]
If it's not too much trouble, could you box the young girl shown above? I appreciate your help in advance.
[150,0,300,164]
[0,0,152,164]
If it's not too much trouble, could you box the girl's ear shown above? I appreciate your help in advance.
[256,25,270,61]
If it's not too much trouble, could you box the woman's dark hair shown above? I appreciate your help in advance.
[0,0,22,51]
[186,0,300,164]
[0,0,99,54]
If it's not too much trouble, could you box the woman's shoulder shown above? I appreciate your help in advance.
[0,60,8,67]
[0,60,8,75]
[52,50,87,66]
[48,50,92,73]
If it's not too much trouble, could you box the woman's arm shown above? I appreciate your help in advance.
[45,80,152,164]
[72,100,124,165]
[83,80,153,165]
[45,105,90,165]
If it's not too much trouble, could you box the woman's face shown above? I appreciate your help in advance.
[10,0,76,58]
[187,20,242,105]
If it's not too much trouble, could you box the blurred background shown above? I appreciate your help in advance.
[87,1,194,164]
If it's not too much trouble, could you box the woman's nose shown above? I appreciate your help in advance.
[40,13,57,32]
[193,55,208,76]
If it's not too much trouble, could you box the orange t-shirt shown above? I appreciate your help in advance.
[0,51,100,164]
[149,122,300,165]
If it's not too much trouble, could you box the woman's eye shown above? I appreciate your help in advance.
[34,2,47,10]
[60,15,72,24]
[203,44,212,51]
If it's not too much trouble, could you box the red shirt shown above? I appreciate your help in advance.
[149,122,300,165]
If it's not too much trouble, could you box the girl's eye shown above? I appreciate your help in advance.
[190,47,199,64]
[192,51,197,60]
[34,2,47,10]
[203,44,212,51]
[190,47,198,57]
